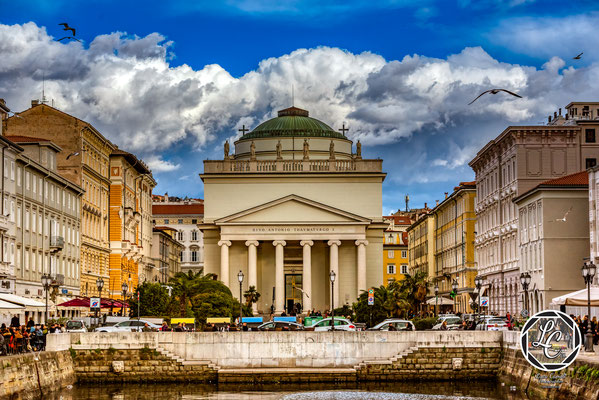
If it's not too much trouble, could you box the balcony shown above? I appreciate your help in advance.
[0,261,15,278]
[50,236,65,251]
[203,159,383,174]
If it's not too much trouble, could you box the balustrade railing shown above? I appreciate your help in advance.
[203,158,382,173]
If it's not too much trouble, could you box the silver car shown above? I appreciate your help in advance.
[95,319,161,332]
[432,316,462,330]
[368,319,415,331]
[310,317,356,331]
[66,320,87,333]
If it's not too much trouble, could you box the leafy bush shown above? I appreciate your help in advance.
[412,317,437,330]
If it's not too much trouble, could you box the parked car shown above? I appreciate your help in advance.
[257,321,305,331]
[94,319,161,332]
[368,319,415,331]
[308,317,356,331]
[476,317,509,331]
[65,320,87,333]
[432,316,461,330]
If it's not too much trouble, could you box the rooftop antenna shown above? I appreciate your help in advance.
[291,84,294,107]
[41,72,48,105]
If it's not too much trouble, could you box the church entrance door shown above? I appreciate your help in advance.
[285,274,303,314]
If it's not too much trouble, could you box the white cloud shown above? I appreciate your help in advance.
[145,156,181,172]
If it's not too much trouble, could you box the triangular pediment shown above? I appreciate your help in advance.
[216,195,371,225]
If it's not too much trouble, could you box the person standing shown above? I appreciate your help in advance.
[10,314,19,328]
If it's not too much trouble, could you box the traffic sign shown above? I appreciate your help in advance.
[90,297,100,310]
[480,296,489,307]
[368,288,374,305]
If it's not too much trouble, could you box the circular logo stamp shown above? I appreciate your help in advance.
[520,310,582,372]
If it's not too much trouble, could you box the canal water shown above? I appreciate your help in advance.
[46,381,527,399]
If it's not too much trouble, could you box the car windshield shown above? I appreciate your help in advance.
[488,319,506,324]
[66,321,82,329]
[116,321,130,327]
[439,317,460,325]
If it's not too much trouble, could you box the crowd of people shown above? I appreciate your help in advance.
[0,315,68,356]
[574,315,599,345]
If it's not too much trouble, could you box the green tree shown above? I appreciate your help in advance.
[384,280,411,318]
[398,271,428,315]
[244,285,261,308]
[353,285,393,327]
[127,282,171,317]
[169,271,200,317]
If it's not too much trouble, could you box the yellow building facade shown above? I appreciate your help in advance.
[108,150,155,300]
[383,216,412,285]
[431,182,477,313]
[5,103,115,297]
[407,213,435,281]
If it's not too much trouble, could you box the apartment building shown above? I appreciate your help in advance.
[407,212,435,281]
[151,226,183,283]
[469,101,599,315]
[383,215,412,285]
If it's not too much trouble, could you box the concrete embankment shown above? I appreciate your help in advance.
[0,351,75,400]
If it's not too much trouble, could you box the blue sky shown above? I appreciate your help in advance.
[1,0,599,213]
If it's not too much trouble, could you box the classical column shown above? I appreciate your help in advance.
[218,240,232,288]
[300,240,314,312]
[327,240,341,309]
[245,240,259,312]
[355,240,368,298]
[273,240,286,314]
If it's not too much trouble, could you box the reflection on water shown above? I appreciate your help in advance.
[46,381,527,400]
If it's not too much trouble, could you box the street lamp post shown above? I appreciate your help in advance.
[582,261,596,352]
[520,272,531,316]
[475,275,483,324]
[121,282,128,317]
[96,277,104,326]
[330,270,336,332]
[41,274,52,324]
[238,270,244,332]
[434,282,439,317]
[452,279,458,314]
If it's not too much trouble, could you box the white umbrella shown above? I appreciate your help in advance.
[426,296,454,305]
[550,286,599,307]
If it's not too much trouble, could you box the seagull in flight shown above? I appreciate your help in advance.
[548,206,573,223]
[573,52,583,60]
[59,22,76,36]
[468,89,523,105]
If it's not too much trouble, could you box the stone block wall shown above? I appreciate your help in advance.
[357,346,502,381]
[0,351,75,399]
[71,348,217,383]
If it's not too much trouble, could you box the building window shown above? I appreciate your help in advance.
[164,219,169,224]
[401,250,407,258]
[586,158,597,169]
[178,219,183,224]
[387,278,395,286]
[191,250,198,262]
[387,250,394,258]
[177,231,184,241]
[192,219,197,224]
[180,251,184,262]
[586,128,596,143]
[387,264,396,274]
[401,264,408,274]
[191,230,198,241]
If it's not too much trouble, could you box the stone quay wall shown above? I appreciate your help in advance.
[499,331,599,400]
[47,331,503,369]
[0,351,75,400]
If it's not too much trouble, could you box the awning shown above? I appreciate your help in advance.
[0,293,46,307]
[426,296,455,305]
[550,286,599,307]
[0,299,24,310]
[57,297,128,308]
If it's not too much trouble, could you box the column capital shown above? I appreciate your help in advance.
[355,239,369,246]
[245,240,259,247]
[327,240,341,247]
[300,240,314,247]
[272,240,287,247]
[218,240,232,247]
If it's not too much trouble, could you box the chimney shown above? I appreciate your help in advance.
[424,202,427,209]
[436,200,439,206]
[554,111,557,119]
[0,99,5,106]
[444,192,448,199]
[559,108,562,116]
[31,99,39,107]
[548,115,551,123]
[565,113,569,120]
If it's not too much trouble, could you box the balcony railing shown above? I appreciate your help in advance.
[50,236,65,249]
[204,159,383,174]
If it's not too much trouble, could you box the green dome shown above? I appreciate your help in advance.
[241,107,347,140]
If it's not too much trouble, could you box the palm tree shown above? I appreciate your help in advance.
[244,285,261,307]
[399,271,428,315]
[169,271,200,316]
[385,280,411,318]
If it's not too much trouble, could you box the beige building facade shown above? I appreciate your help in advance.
[200,107,386,315]
[407,212,435,281]
[514,171,589,314]
[5,103,115,298]
[151,226,183,283]
[469,101,599,316]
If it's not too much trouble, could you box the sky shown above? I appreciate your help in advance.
[1,0,599,214]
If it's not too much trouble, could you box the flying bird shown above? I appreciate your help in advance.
[548,206,573,223]
[573,52,583,60]
[468,89,523,105]
[59,22,76,36]
[56,36,81,42]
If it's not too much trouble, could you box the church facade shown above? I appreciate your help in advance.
[200,107,386,314]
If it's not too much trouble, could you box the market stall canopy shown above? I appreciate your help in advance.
[551,286,599,307]
[57,297,128,308]
[426,296,455,305]
[0,299,24,309]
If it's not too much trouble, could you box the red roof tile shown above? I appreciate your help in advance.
[383,215,413,225]
[152,203,204,215]
[5,135,52,143]
[539,170,588,187]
